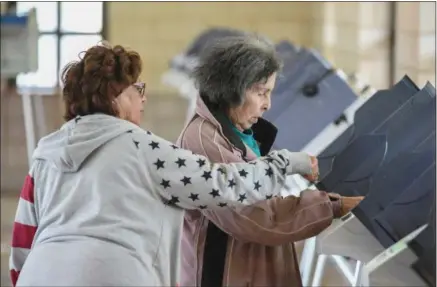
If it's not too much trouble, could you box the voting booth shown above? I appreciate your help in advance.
[1,10,38,77]
[1,9,56,168]
[310,78,436,286]
[263,47,361,155]
[1,9,38,167]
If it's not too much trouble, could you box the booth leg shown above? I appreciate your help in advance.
[300,236,317,286]
[34,95,47,138]
[21,92,36,167]
[311,254,328,286]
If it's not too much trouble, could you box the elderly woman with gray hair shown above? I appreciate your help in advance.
[177,34,364,287]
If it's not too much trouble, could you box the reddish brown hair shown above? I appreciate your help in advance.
[61,41,142,121]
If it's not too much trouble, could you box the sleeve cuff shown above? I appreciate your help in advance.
[287,152,312,175]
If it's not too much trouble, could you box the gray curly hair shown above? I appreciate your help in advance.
[192,33,282,112]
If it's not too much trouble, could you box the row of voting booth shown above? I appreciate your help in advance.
[2,11,434,285]
[162,28,436,287]
[1,9,53,169]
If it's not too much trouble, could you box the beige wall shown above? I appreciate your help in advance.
[0,87,188,194]
[313,2,392,89]
[0,91,63,193]
[395,2,436,88]
[0,2,8,14]
[107,2,316,95]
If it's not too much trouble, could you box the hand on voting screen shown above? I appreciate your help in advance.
[303,155,320,182]
[328,193,364,218]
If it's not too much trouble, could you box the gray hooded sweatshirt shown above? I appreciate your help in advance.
[10,114,312,286]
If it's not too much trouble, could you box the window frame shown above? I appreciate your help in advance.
[12,1,108,88]
[51,2,107,85]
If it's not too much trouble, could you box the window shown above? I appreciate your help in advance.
[60,35,103,73]
[16,2,58,32]
[17,35,58,88]
[60,2,103,33]
[15,2,106,89]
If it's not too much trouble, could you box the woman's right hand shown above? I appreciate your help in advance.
[328,193,364,218]
[303,155,319,182]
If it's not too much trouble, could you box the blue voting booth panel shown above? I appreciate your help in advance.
[411,234,436,287]
[275,40,299,60]
[268,48,333,101]
[352,132,435,229]
[349,131,435,248]
[275,40,298,54]
[315,81,436,284]
[318,76,420,178]
[184,28,245,57]
[169,28,245,71]
[317,82,436,196]
[374,161,435,247]
[274,41,299,80]
[409,197,436,287]
[264,49,356,151]
[317,76,421,185]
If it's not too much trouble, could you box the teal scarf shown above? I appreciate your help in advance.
[223,115,261,158]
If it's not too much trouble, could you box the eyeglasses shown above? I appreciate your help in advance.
[133,82,146,97]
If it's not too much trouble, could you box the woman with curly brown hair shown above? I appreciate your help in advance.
[8,42,322,287]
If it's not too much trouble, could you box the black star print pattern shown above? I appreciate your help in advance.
[160,179,171,189]
[265,167,274,177]
[146,130,152,135]
[239,169,248,177]
[168,195,179,205]
[210,189,220,198]
[175,158,186,168]
[154,159,165,170]
[75,116,81,123]
[197,158,206,167]
[201,171,212,181]
[266,194,273,199]
[126,129,133,133]
[171,144,179,149]
[149,141,160,150]
[189,193,199,201]
[133,140,140,149]
[181,176,192,186]
[143,132,304,209]
[228,179,236,188]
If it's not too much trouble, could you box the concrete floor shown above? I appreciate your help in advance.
[0,195,351,287]
[1,195,18,287]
